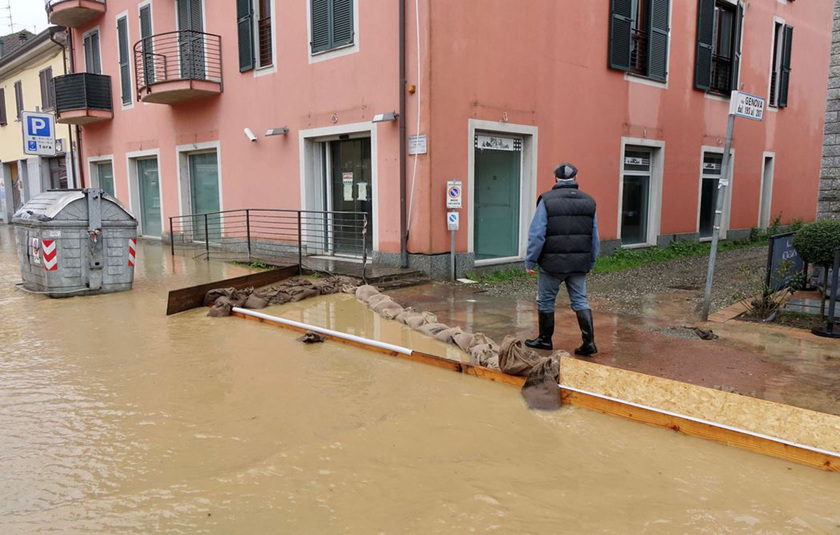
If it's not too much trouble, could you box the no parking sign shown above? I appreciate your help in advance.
[446,180,462,209]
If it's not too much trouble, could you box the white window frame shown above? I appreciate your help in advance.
[767,16,786,110]
[126,149,164,239]
[115,11,134,111]
[175,140,223,218]
[758,151,776,229]
[254,0,277,76]
[618,138,664,248]
[87,154,115,193]
[299,122,379,251]
[696,146,735,241]
[306,0,360,64]
[467,119,539,266]
[82,26,103,75]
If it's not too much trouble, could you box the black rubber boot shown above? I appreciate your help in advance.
[574,309,598,356]
[525,312,555,351]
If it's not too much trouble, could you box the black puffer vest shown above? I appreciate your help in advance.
[538,182,597,276]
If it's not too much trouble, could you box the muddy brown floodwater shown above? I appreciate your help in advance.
[2,227,840,534]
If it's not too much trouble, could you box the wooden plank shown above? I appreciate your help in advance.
[560,389,840,473]
[166,265,298,315]
[463,363,526,387]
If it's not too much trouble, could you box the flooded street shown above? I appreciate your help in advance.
[2,226,840,534]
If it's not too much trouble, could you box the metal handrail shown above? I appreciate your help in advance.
[133,30,222,98]
[168,208,370,277]
[45,0,105,9]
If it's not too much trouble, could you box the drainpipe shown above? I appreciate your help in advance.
[65,27,85,188]
[399,0,408,268]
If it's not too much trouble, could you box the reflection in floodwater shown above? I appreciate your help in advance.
[1,227,839,533]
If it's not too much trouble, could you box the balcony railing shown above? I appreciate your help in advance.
[133,30,223,105]
[710,54,732,95]
[45,0,105,28]
[53,73,113,125]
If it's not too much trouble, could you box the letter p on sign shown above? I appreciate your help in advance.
[27,116,50,137]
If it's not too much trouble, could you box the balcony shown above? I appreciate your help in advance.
[45,0,106,28]
[54,73,113,125]
[134,31,223,105]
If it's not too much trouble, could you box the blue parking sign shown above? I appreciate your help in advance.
[21,111,56,156]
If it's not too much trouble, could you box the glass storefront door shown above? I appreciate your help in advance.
[329,138,372,255]
[620,149,652,245]
[189,151,221,241]
[97,162,115,196]
[137,158,162,237]
[474,144,522,260]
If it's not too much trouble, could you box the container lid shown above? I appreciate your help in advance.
[12,189,137,224]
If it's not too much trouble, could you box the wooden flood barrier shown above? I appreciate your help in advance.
[166,265,299,315]
[229,307,840,472]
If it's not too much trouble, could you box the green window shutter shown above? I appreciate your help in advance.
[117,17,132,105]
[730,3,743,92]
[0,88,6,126]
[237,0,255,71]
[647,0,670,81]
[694,0,715,91]
[331,0,354,48]
[779,25,793,108]
[311,0,330,53]
[608,0,633,71]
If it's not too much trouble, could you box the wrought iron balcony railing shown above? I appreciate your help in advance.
[133,30,223,103]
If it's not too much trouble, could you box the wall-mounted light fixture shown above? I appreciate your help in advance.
[265,127,289,137]
[372,111,399,123]
[244,128,257,142]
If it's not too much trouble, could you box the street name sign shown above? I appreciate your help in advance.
[729,92,765,122]
[22,111,57,156]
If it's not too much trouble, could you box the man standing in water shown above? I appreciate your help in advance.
[524,163,599,356]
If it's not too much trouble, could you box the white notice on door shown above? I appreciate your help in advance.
[342,172,354,201]
[409,135,427,155]
[357,182,368,201]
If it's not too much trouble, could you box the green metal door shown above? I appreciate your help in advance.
[474,147,521,260]
[137,158,162,237]
[189,152,221,241]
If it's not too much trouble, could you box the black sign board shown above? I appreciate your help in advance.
[766,232,805,291]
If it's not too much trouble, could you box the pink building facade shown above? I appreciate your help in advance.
[49,0,834,276]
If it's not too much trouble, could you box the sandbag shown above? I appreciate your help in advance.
[367,293,392,307]
[434,327,463,344]
[204,287,234,306]
[521,355,561,411]
[208,297,233,317]
[395,309,419,324]
[469,343,499,368]
[469,333,498,352]
[290,287,319,302]
[417,323,450,337]
[452,332,475,353]
[371,298,404,319]
[404,314,429,329]
[498,336,544,377]
[243,293,269,310]
[355,285,380,303]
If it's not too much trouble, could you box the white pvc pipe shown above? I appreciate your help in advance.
[559,384,840,459]
[232,307,413,356]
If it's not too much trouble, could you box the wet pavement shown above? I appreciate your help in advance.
[3,226,840,533]
[391,282,840,417]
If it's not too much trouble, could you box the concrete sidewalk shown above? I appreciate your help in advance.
[390,282,840,417]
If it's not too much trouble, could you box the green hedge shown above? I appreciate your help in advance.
[792,221,840,267]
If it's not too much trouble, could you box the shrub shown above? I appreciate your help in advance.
[792,221,840,267]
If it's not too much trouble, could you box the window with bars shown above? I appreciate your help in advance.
[608,0,670,82]
[237,0,273,71]
[695,0,743,96]
[258,0,273,67]
[39,67,56,111]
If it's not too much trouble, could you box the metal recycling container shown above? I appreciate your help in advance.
[12,189,139,297]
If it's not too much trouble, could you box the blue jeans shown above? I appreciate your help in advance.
[537,270,590,313]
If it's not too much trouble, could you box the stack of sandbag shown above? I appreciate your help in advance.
[499,336,563,411]
[205,275,361,316]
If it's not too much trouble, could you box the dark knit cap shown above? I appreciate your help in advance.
[554,162,578,180]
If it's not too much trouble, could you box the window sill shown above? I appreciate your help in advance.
[704,92,732,103]
[311,42,355,57]
[620,242,655,250]
[309,41,358,64]
[624,72,668,89]
[254,64,277,77]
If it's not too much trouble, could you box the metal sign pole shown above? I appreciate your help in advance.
[701,113,736,321]
[451,230,456,282]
